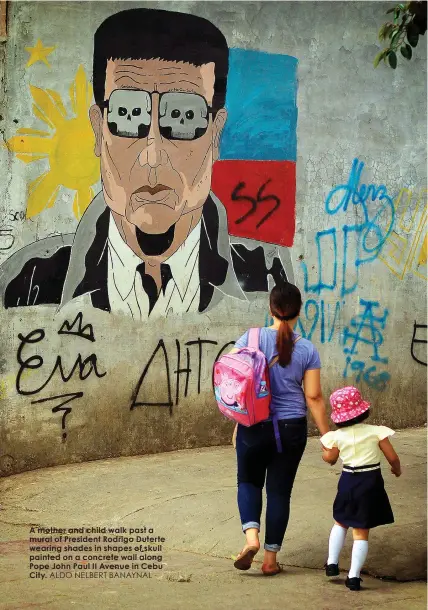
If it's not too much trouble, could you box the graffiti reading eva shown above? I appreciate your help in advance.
[15,314,106,439]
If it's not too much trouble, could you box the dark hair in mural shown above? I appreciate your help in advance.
[93,8,229,114]
[270,283,302,367]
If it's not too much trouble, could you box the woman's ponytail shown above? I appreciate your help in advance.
[276,318,294,367]
[270,284,302,367]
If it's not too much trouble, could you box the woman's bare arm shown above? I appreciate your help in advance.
[303,369,330,435]
[232,423,238,448]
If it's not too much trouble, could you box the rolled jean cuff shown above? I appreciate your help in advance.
[242,521,260,532]
[264,543,281,552]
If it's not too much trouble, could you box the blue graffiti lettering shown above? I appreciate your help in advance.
[302,159,395,297]
[343,299,389,363]
[296,299,342,343]
[324,300,341,344]
[342,299,390,391]
[264,313,273,327]
[343,356,391,391]
[301,229,337,294]
[325,158,394,222]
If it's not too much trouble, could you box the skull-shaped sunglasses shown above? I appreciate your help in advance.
[100,89,213,141]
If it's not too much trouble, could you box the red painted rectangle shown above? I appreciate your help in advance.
[211,160,296,247]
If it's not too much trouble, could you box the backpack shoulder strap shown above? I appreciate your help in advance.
[269,334,302,368]
[248,328,260,349]
[269,355,279,368]
[268,355,279,369]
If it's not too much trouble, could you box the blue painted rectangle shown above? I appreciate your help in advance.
[220,48,298,162]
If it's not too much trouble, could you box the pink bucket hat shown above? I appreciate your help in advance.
[329,386,370,424]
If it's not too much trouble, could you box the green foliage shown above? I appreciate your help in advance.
[374,1,427,68]
[400,43,413,57]
[388,50,398,67]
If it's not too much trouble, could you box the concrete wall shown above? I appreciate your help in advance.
[0,1,426,476]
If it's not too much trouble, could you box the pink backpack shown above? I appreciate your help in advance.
[213,328,271,427]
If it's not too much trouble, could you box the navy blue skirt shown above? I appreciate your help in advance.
[333,467,394,529]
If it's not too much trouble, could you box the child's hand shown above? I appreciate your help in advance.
[379,438,401,478]
[321,446,339,465]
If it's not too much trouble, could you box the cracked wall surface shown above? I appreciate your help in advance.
[0,1,426,476]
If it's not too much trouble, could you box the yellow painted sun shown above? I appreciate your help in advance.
[419,233,427,267]
[7,65,100,219]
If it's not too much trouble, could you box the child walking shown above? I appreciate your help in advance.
[320,386,401,591]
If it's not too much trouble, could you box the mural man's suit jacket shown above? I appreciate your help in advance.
[0,192,294,313]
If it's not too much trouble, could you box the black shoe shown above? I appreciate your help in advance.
[346,576,362,591]
[325,563,339,577]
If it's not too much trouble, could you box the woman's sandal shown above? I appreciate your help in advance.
[233,546,259,570]
[261,562,283,576]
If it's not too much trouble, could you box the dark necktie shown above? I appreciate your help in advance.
[136,262,172,315]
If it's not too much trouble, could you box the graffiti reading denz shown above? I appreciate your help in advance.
[302,158,395,297]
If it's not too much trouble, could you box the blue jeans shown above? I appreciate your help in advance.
[236,417,307,552]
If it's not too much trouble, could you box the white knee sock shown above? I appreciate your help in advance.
[348,540,369,578]
[327,524,347,564]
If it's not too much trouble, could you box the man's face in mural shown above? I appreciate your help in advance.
[90,58,227,259]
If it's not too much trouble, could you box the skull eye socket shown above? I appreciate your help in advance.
[107,90,151,138]
[159,92,209,140]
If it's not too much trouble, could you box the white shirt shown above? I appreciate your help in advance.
[320,424,395,467]
[107,215,201,320]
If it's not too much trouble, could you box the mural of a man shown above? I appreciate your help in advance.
[0,8,293,318]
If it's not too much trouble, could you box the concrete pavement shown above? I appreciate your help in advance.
[0,428,426,609]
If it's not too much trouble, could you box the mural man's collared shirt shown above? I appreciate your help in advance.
[0,192,294,313]
[107,214,201,320]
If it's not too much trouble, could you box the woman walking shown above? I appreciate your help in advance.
[231,283,330,575]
